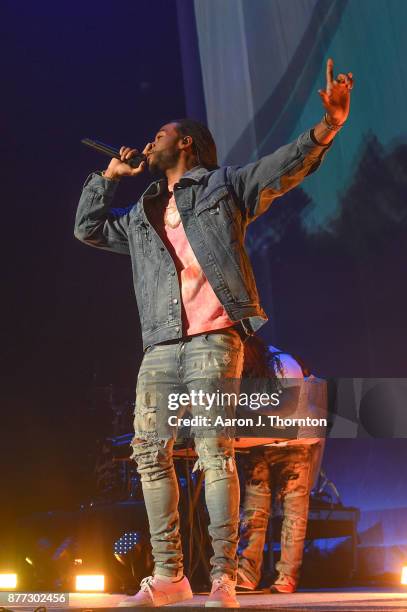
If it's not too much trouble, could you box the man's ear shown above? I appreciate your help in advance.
[180,135,193,150]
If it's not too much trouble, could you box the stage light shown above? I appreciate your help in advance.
[0,574,17,589]
[401,566,407,585]
[114,531,141,555]
[75,575,105,592]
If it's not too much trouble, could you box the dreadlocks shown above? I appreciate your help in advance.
[242,335,284,380]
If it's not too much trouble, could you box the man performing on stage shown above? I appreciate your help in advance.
[74,58,353,607]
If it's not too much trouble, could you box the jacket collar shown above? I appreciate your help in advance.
[179,165,209,183]
[142,165,209,199]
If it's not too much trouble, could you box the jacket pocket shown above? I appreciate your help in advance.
[195,185,243,234]
[130,217,156,260]
[196,185,230,213]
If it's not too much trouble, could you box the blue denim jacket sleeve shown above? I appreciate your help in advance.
[227,129,332,222]
[74,172,131,255]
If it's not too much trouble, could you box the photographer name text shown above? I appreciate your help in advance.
[168,415,327,428]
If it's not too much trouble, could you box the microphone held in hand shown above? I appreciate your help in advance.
[81,138,147,168]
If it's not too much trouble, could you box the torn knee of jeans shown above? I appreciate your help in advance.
[130,434,171,464]
[286,472,300,481]
[279,469,310,496]
[136,387,162,412]
[241,511,269,532]
[246,479,271,493]
[133,394,157,425]
[131,430,167,446]
[192,455,236,474]
[194,436,235,453]
[192,437,236,472]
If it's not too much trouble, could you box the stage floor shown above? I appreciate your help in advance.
[6,588,407,610]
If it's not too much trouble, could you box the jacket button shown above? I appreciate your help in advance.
[175,326,180,333]
[173,298,178,304]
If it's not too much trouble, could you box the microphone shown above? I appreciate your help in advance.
[81,138,147,168]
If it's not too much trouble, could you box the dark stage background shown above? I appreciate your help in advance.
[1,0,407,583]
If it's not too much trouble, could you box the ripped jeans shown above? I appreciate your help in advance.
[238,442,321,586]
[130,328,244,580]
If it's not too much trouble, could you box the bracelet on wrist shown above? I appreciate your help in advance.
[323,113,345,131]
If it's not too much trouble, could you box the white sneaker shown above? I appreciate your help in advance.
[205,574,240,608]
[119,574,193,607]
[236,568,257,591]
[269,573,297,594]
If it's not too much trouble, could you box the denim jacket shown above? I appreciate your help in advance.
[74,129,331,349]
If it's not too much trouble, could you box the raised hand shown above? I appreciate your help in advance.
[318,58,354,127]
[103,142,153,180]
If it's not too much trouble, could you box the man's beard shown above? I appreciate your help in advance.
[148,147,180,177]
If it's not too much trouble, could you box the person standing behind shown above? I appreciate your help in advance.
[237,336,326,593]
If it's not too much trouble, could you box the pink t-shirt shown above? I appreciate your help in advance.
[150,188,234,336]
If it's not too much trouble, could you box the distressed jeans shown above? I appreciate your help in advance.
[130,328,244,579]
[238,442,321,586]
